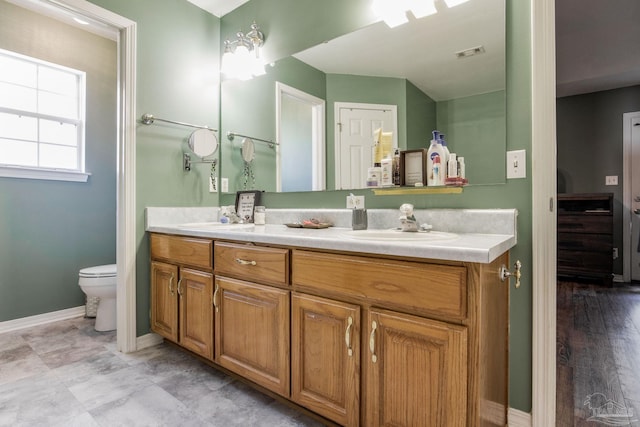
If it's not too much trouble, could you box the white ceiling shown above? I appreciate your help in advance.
[555,0,640,97]
[185,0,249,17]
[293,0,504,101]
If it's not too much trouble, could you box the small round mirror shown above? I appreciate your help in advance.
[188,129,218,158]
[242,138,255,163]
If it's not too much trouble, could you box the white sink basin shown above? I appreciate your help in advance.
[176,222,255,230]
[344,229,458,242]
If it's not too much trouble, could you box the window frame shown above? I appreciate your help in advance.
[0,48,89,182]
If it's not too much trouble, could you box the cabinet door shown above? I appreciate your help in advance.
[179,268,214,360]
[150,261,179,342]
[214,276,290,397]
[365,309,468,427]
[291,292,360,427]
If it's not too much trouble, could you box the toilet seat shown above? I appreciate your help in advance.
[79,264,117,278]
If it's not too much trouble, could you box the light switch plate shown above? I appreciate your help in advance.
[506,149,526,179]
[346,195,365,209]
[605,175,618,186]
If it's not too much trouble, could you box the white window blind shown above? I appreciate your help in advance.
[0,48,88,182]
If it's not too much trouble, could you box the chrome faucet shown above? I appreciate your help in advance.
[399,203,419,232]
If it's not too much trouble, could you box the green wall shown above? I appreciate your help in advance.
[0,1,117,321]
[557,84,640,274]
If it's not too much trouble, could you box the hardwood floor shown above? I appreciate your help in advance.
[556,281,640,426]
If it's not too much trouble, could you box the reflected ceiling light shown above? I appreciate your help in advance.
[444,0,470,7]
[221,21,265,80]
[373,0,438,28]
[409,0,437,19]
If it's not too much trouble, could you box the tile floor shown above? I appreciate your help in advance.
[0,317,325,426]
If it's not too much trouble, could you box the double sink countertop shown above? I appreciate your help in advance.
[146,207,518,264]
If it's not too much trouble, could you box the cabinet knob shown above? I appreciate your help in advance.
[500,260,522,288]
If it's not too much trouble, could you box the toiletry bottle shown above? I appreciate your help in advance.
[432,156,442,185]
[427,130,445,186]
[254,206,266,225]
[380,155,393,186]
[392,148,401,185]
[447,153,458,178]
[438,133,450,167]
[458,156,466,179]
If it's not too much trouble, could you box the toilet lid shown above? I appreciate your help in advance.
[79,264,117,278]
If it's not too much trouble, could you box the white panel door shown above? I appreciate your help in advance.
[336,104,396,190]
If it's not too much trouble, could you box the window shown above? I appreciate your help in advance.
[0,49,88,182]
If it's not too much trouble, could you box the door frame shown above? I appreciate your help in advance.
[532,0,557,425]
[622,111,640,282]
[16,0,138,353]
[333,102,398,189]
[275,82,326,192]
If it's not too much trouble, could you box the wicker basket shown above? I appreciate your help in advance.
[85,296,100,318]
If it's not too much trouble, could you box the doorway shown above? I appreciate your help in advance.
[11,0,137,352]
[623,112,640,282]
[275,82,325,192]
[334,102,397,190]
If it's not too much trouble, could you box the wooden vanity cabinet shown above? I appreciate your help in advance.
[150,234,214,360]
[292,249,509,427]
[213,241,291,397]
[291,292,361,426]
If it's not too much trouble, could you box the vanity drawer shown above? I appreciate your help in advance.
[292,250,467,320]
[214,241,289,287]
[150,233,212,270]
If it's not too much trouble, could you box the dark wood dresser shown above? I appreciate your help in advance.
[557,193,614,286]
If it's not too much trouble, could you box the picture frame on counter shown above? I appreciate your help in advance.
[235,190,262,223]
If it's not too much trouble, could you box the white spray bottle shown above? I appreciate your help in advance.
[427,130,445,186]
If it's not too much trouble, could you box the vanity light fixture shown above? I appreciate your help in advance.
[221,21,265,80]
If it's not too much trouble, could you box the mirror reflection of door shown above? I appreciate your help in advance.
[276,82,325,192]
[335,103,397,190]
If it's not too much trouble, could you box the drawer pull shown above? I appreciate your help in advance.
[345,316,354,357]
[177,278,183,296]
[369,320,377,363]
[213,283,220,312]
[235,258,257,266]
[168,274,175,296]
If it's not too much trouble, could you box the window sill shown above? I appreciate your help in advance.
[0,166,91,182]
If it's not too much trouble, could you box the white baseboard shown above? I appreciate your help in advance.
[0,306,85,334]
[135,332,163,351]
[614,274,624,283]
[508,408,532,426]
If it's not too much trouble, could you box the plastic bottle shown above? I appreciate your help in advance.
[381,156,393,186]
[447,153,458,178]
[427,130,445,186]
[458,157,466,179]
[438,133,450,167]
[392,149,401,185]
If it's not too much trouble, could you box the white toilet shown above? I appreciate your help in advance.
[78,264,117,332]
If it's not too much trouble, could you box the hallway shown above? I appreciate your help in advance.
[556,282,640,426]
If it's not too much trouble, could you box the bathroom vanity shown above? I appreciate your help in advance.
[146,208,517,427]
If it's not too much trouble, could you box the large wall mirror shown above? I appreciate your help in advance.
[220,0,505,193]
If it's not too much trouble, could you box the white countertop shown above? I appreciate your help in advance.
[146,208,518,264]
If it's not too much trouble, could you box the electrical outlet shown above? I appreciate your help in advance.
[605,175,618,186]
[346,195,365,209]
[221,178,229,193]
[506,150,526,179]
[209,176,217,192]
